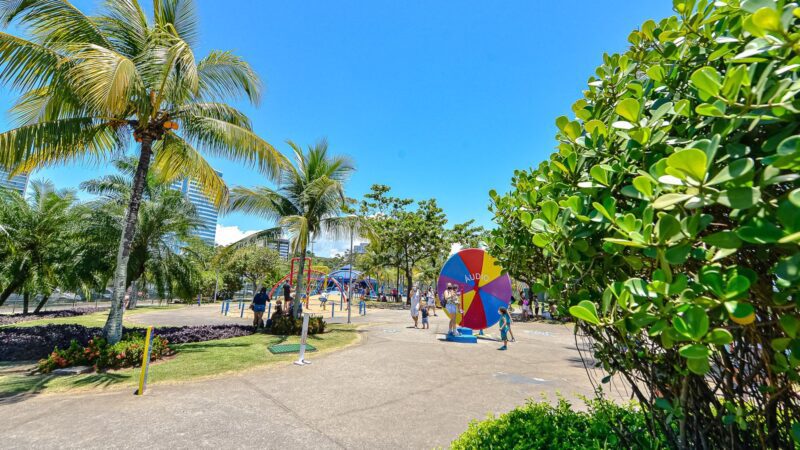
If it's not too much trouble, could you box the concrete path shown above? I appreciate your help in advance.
[1,307,608,449]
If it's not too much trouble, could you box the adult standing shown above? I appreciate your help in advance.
[444,284,461,336]
[250,287,270,329]
[426,288,437,316]
[410,287,421,328]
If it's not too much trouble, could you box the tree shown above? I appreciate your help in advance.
[449,219,487,250]
[223,246,283,293]
[361,185,448,304]
[82,158,203,308]
[229,139,353,316]
[0,0,284,343]
[0,181,83,312]
[490,3,800,447]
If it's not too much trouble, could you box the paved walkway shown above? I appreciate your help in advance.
[2,306,607,449]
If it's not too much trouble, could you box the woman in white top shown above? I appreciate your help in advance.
[444,284,461,335]
[411,288,421,328]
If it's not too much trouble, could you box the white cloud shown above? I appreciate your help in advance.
[311,238,368,258]
[215,224,258,246]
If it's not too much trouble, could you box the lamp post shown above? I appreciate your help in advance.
[347,226,354,324]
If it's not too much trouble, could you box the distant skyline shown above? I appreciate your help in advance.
[0,1,675,256]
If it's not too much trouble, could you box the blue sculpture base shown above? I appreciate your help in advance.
[446,330,478,343]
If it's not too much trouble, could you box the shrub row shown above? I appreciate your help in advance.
[266,316,325,335]
[0,307,106,326]
[450,398,669,450]
[0,324,254,361]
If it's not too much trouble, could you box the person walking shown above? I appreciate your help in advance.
[521,295,531,321]
[420,303,430,329]
[250,287,270,329]
[498,306,511,350]
[411,287,421,328]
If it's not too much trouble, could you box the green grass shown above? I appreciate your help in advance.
[2,304,184,328]
[0,324,359,396]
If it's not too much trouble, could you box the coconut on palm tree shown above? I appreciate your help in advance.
[229,139,354,317]
[0,0,284,342]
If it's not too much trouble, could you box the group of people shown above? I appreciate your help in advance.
[407,284,515,351]
[249,283,305,329]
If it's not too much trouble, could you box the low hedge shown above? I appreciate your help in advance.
[0,324,254,361]
[451,398,669,450]
[0,307,106,326]
[266,316,325,335]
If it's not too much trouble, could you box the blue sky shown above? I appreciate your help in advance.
[0,0,674,255]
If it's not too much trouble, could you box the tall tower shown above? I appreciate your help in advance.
[0,169,30,196]
[171,171,222,246]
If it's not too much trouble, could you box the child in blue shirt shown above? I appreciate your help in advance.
[498,307,511,350]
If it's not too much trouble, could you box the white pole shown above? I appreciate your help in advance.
[294,313,311,365]
[347,226,354,324]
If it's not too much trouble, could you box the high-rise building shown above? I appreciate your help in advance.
[0,169,30,196]
[354,242,369,254]
[171,171,222,246]
[253,236,291,260]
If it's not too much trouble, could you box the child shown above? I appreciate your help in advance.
[420,304,430,329]
[498,307,511,350]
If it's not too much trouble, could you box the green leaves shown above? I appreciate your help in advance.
[615,98,640,123]
[674,306,709,341]
[690,67,722,101]
[707,158,754,186]
[569,300,600,325]
[752,7,781,31]
[666,149,707,182]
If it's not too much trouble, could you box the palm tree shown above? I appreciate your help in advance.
[0,0,284,342]
[82,158,203,308]
[229,139,354,317]
[0,181,81,312]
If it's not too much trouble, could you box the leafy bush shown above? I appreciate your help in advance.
[488,1,799,447]
[0,324,253,361]
[451,398,668,450]
[38,332,170,373]
[268,316,326,335]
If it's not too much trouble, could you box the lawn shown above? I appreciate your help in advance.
[0,324,359,397]
[2,304,184,328]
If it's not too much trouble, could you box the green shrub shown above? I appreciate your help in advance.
[488,1,800,447]
[451,398,668,450]
[38,332,171,373]
[267,316,325,335]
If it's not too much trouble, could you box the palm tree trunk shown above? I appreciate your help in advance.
[103,139,153,344]
[33,295,50,313]
[128,278,139,310]
[22,291,30,314]
[293,244,308,318]
[0,277,23,307]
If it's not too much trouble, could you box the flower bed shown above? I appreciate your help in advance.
[0,324,254,361]
[38,332,171,373]
[0,307,107,326]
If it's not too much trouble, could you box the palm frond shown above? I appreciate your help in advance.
[0,117,122,175]
[153,0,199,46]
[64,44,145,117]
[0,31,62,91]
[181,114,286,180]
[0,0,112,48]
[96,0,150,58]
[197,50,261,105]
[228,186,297,222]
[279,215,308,256]
[172,102,251,127]
[151,133,228,207]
